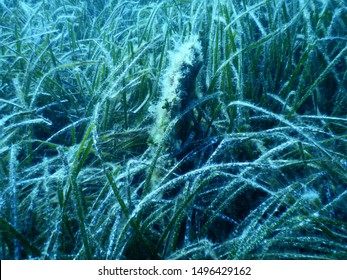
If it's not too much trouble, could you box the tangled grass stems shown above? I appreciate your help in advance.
[0,0,346,259]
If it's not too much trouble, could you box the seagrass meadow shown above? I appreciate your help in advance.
[0,0,346,260]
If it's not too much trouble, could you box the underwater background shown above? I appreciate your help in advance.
[0,0,346,259]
